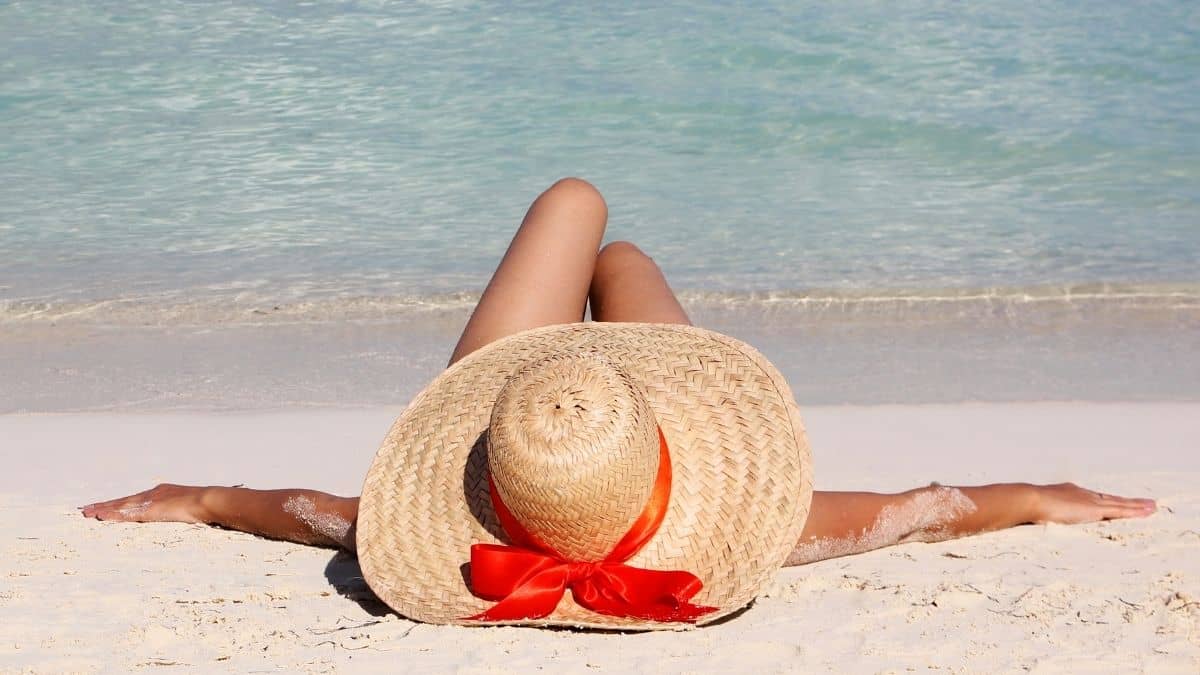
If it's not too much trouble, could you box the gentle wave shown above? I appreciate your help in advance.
[4,283,1197,327]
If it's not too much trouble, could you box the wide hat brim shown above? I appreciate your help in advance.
[357,322,813,629]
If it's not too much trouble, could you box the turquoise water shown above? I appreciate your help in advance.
[2,1,1197,316]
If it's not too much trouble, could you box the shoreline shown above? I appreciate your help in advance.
[3,402,1198,672]
[4,295,1198,412]
[5,281,1198,324]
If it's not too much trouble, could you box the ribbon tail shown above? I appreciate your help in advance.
[571,565,718,623]
[467,566,570,621]
[465,546,572,622]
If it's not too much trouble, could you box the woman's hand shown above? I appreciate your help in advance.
[1030,482,1157,525]
[80,484,210,524]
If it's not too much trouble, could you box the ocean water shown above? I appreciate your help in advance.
[1,1,1198,409]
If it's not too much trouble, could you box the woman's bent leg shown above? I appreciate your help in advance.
[449,178,608,365]
[589,241,691,325]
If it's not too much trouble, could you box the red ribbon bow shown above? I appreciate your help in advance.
[465,428,717,623]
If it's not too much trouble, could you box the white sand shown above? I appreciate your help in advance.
[2,403,1198,673]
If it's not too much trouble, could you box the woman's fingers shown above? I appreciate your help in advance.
[1107,496,1157,518]
[1034,483,1156,524]
[80,493,153,521]
[79,484,206,523]
[1094,493,1157,520]
[1095,491,1156,513]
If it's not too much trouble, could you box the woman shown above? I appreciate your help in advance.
[80,177,1156,566]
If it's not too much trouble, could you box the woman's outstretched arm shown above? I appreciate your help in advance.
[81,484,360,551]
[786,482,1157,566]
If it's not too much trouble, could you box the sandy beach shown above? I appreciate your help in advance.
[3,403,1197,673]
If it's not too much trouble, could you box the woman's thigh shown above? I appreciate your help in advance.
[589,241,691,325]
[448,178,608,365]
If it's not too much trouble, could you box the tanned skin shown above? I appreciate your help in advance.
[82,178,1156,560]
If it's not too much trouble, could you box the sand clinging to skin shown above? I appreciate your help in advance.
[787,486,977,565]
[282,494,352,548]
[117,501,151,519]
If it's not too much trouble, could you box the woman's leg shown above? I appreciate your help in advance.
[449,177,609,365]
[589,241,691,325]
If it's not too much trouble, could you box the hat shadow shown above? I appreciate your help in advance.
[458,429,506,590]
[321,547,391,618]
[463,429,506,540]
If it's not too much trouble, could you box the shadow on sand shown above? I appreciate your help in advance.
[322,550,392,617]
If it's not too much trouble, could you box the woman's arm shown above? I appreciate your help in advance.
[83,480,1155,563]
[81,484,360,551]
[787,482,1157,565]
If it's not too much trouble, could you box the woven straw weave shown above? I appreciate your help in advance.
[357,322,813,629]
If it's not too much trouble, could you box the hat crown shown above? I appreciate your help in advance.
[487,351,660,562]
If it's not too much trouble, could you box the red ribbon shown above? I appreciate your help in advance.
[465,428,717,623]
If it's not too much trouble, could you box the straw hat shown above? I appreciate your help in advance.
[357,322,812,629]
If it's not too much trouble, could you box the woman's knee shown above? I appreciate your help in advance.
[594,241,656,281]
[538,177,607,220]
[590,241,689,324]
